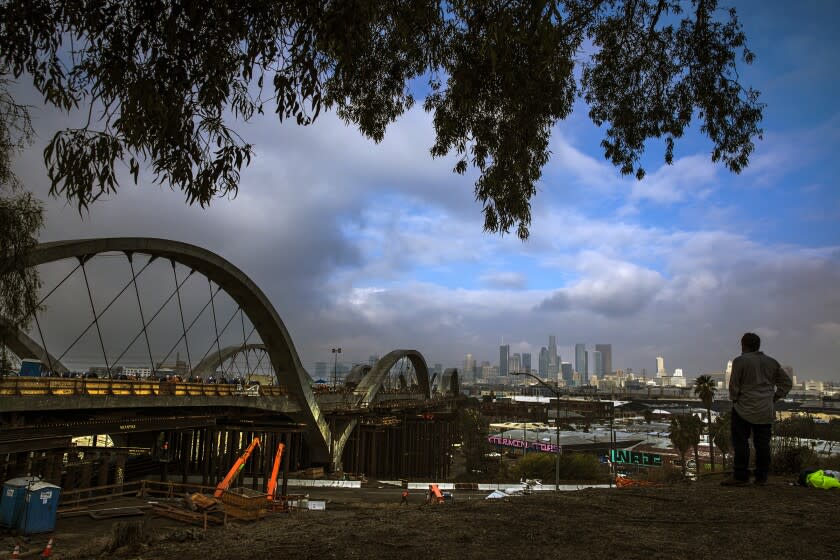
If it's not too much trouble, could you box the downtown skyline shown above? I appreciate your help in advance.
[7,1,839,381]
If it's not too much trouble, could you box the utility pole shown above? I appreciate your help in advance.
[512,371,562,492]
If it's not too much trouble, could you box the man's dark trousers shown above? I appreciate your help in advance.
[731,409,772,482]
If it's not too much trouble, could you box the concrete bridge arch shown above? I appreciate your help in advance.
[5,238,331,463]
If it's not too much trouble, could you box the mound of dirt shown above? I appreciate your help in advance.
[103,479,839,560]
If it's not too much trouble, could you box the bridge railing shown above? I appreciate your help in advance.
[0,377,288,398]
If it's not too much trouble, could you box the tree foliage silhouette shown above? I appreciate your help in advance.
[0,0,763,239]
[694,374,717,471]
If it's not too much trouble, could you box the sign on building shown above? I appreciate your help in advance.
[609,449,662,467]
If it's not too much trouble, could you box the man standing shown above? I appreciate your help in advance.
[723,332,792,486]
[400,489,409,505]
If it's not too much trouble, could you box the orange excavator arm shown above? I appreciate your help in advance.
[214,437,260,497]
[266,442,285,500]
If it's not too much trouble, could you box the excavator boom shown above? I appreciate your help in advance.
[266,442,285,500]
[213,437,260,497]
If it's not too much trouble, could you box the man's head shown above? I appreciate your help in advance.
[741,332,761,353]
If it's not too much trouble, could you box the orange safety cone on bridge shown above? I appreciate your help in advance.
[41,538,54,558]
[10,544,20,559]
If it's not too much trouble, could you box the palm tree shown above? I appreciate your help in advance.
[694,375,716,471]
[713,412,732,469]
[669,414,702,479]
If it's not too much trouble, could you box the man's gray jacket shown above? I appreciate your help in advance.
[729,351,792,424]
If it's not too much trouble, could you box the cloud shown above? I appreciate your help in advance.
[537,254,664,317]
[7,55,840,382]
[479,272,527,290]
[626,155,718,207]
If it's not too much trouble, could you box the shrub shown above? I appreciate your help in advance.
[511,452,604,482]
[771,438,820,475]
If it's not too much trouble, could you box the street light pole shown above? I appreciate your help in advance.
[512,371,561,493]
[331,347,342,389]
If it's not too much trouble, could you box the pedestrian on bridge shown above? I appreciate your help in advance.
[400,490,409,505]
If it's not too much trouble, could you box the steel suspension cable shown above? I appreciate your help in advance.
[109,269,195,368]
[11,261,82,330]
[172,260,193,373]
[127,252,156,375]
[208,278,224,376]
[156,284,223,370]
[240,309,251,380]
[32,313,55,374]
[194,302,242,372]
[222,324,257,379]
[55,256,156,365]
[80,257,110,376]
[227,347,269,381]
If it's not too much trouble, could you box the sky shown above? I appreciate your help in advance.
[9,1,840,381]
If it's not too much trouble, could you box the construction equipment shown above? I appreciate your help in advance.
[213,437,260,497]
[429,484,445,504]
[266,443,285,501]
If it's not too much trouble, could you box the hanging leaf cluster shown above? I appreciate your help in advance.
[0,0,762,238]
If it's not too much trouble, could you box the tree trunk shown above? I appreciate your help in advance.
[693,445,700,478]
[707,406,716,471]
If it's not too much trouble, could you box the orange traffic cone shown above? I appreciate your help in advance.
[41,538,54,558]
[11,544,20,559]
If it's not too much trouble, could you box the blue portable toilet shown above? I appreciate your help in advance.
[18,481,61,535]
[0,476,39,528]
[18,359,44,377]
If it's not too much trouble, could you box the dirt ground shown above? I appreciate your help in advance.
[4,477,840,560]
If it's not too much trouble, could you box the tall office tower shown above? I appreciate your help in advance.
[548,335,558,371]
[724,359,733,387]
[510,353,522,373]
[433,363,443,376]
[315,362,328,380]
[368,355,380,366]
[575,344,587,378]
[593,350,603,376]
[656,356,666,376]
[584,351,589,384]
[595,344,612,375]
[538,347,549,377]
[561,362,573,384]
[463,353,476,382]
[522,353,531,373]
[499,345,510,376]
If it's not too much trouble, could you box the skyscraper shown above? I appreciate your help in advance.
[561,362,573,384]
[595,344,612,376]
[538,347,549,377]
[510,353,521,373]
[463,353,476,382]
[575,344,587,379]
[522,352,531,373]
[548,335,558,373]
[656,356,666,376]
[499,344,510,377]
[593,350,603,376]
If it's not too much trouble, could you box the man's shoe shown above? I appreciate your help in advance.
[720,478,751,487]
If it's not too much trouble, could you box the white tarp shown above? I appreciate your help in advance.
[485,490,507,499]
